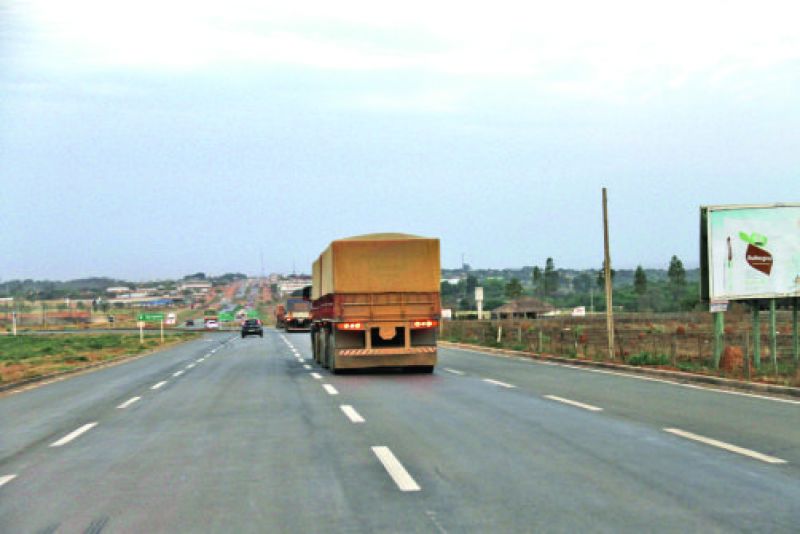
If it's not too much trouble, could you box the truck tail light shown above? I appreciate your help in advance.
[411,319,438,329]
[337,322,364,331]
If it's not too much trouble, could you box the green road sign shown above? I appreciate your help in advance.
[219,312,235,321]
[138,313,165,322]
[246,309,260,319]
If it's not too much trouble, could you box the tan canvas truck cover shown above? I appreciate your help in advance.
[316,233,440,296]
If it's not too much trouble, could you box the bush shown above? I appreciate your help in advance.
[627,352,670,366]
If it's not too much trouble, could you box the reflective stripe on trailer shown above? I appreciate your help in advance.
[338,347,437,356]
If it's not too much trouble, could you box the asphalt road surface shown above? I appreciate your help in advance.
[1,329,798,533]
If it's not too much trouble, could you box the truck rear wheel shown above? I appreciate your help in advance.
[329,337,338,374]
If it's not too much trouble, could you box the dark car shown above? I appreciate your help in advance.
[185,319,195,327]
[241,318,263,338]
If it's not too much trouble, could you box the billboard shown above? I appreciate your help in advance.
[701,204,800,300]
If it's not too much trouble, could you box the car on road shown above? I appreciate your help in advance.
[205,320,219,330]
[185,319,194,326]
[241,318,263,338]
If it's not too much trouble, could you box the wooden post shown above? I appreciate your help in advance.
[602,187,615,359]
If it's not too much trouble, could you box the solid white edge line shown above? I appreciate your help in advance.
[116,396,141,409]
[173,370,184,377]
[483,378,515,388]
[544,394,603,412]
[323,384,339,395]
[664,428,787,464]
[0,474,17,488]
[371,446,421,492]
[310,372,322,380]
[340,404,365,423]
[151,381,167,390]
[444,368,465,375]
[50,422,98,447]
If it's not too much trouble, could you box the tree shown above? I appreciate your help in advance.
[596,261,616,289]
[572,272,593,293]
[634,265,648,295]
[465,275,478,300]
[667,255,686,301]
[531,266,543,296]
[544,257,559,296]
[505,277,523,299]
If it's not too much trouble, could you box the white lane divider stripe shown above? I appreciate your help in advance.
[0,474,17,488]
[310,372,322,380]
[117,396,141,409]
[340,405,365,423]
[151,381,168,390]
[186,363,195,369]
[173,370,184,377]
[50,422,98,447]
[371,446,421,492]
[323,384,339,395]
[483,378,515,388]
[664,428,787,464]
[303,364,312,370]
[444,368,464,375]
[544,395,603,412]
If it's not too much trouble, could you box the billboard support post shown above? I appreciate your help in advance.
[752,303,761,370]
[712,312,724,369]
[793,298,799,365]
[769,299,777,372]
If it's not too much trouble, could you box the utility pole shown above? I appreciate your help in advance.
[602,187,615,359]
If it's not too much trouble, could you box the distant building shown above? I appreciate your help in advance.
[492,297,555,320]
[106,286,131,295]
[278,276,311,297]
[178,281,212,293]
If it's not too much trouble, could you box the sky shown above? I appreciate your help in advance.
[1,0,799,281]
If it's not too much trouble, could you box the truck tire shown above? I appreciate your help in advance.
[328,330,338,374]
[322,330,330,369]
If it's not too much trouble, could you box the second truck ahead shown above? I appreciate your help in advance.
[308,233,441,373]
[283,297,311,331]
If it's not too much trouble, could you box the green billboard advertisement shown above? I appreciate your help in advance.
[703,204,800,300]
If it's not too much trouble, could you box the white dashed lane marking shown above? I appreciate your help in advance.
[323,384,339,395]
[50,422,98,447]
[173,370,184,377]
[372,446,421,492]
[310,372,322,380]
[544,395,603,412]
[444,368,464,375]
[151,381,168,390]
[483,378,515,389]
[664,428,787,464]
[117,396,141,409]
[340,405,365,423]
[0,475,17,488]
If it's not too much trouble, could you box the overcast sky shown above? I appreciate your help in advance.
[1,1,798,281]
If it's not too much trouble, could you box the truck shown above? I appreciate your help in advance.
[308,233,440,373]
[275,305,286,328]
[284,298,311,331]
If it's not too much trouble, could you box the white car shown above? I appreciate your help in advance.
[205,320,219,330]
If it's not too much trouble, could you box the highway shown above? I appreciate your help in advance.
[1,329,798,532]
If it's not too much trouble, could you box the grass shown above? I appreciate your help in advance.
[626,352,671,366]
[0,332,199,384]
